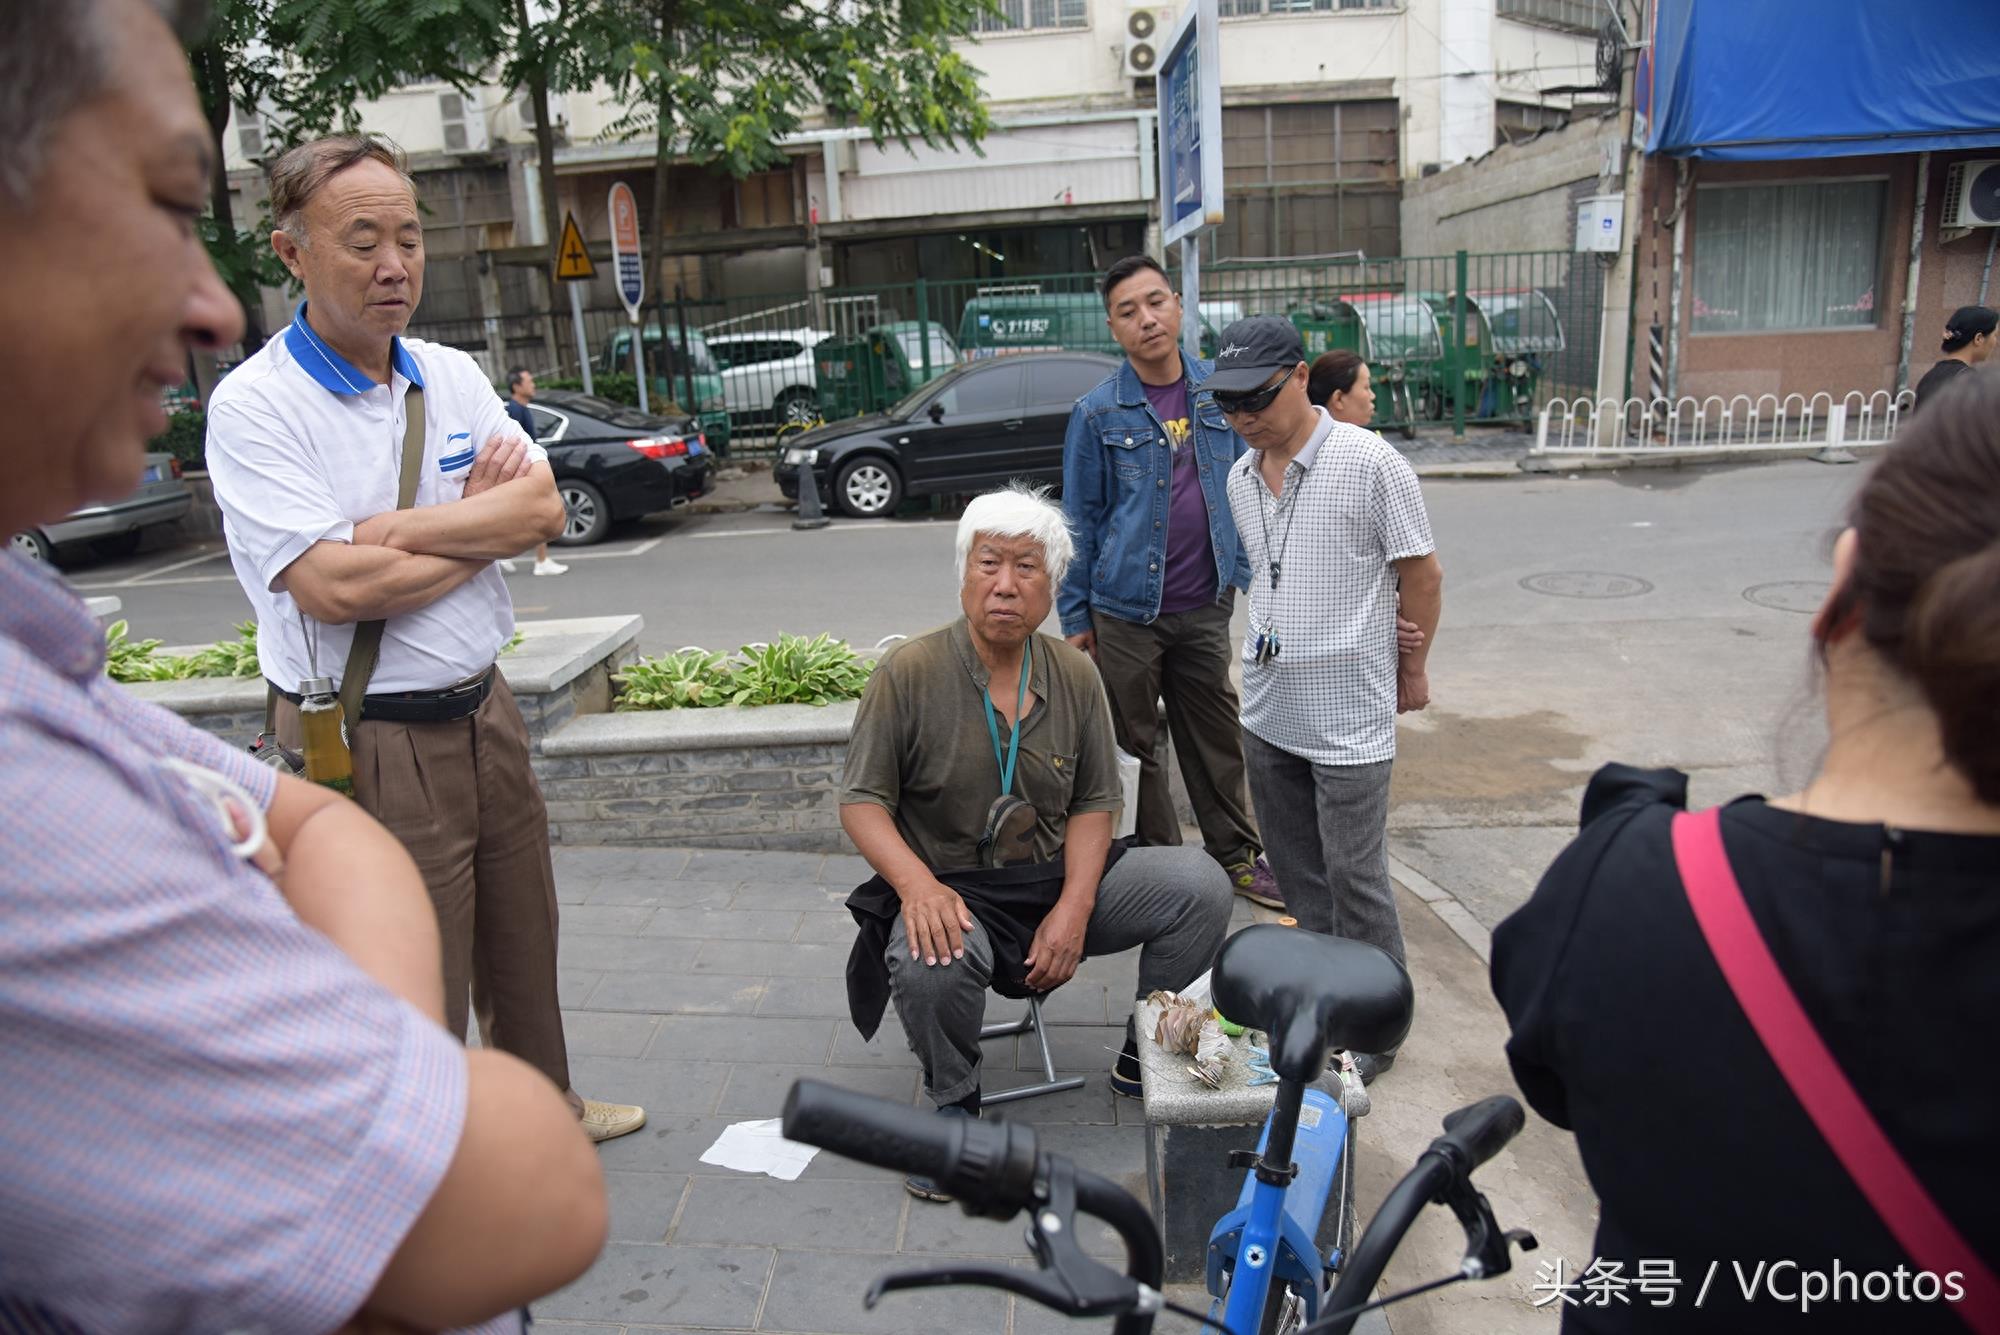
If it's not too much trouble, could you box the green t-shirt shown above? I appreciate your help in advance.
[840,618,1124,871]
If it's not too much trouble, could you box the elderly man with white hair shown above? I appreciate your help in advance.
[841,484,1232,1201]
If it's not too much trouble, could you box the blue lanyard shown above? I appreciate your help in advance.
[981,643,1031,798]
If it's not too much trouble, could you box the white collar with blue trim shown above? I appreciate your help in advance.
[284,301,426,394]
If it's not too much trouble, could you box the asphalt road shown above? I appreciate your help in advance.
[66,457,1863,925]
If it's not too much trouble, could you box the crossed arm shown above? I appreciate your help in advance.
[281,435,565,626]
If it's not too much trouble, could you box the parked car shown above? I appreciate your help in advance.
[9,449,192,565]
[774,350,1118,519]
[705,328,830,427]
[599,325,732,452]
[527,390,712,545]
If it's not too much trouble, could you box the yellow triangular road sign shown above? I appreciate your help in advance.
[554,212,595,281]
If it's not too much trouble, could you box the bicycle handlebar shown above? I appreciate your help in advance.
[782,1080,1040,1219]
[1438,1096,1525,1176]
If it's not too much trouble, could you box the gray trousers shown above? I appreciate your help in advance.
[1241,729,1405,975]
[1094,598,1261,866]
[885,846,1232,1106]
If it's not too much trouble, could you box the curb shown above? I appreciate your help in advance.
[1409,459,1525,480]
[1519,440,1886,473]
[1388,853,1493,965]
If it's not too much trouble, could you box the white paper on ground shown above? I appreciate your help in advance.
[699,1117,822,1180]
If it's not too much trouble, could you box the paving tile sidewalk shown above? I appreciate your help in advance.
[536,845,1589,1335]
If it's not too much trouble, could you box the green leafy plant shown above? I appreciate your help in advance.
[612,635,874,711]
[105,620,261,683]
[184,621,262,678]
[725,634,875,707]
[148,408,208,471]
[614,648,737,711]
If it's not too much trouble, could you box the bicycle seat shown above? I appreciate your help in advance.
[1211,924,1414,1083]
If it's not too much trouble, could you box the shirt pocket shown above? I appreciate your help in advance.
[1103,428,1150,481]
[435,435,478,502]
[1022,748,1079,816]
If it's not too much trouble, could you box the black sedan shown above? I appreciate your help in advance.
[774,351,1119,518]
[526,390,712,545]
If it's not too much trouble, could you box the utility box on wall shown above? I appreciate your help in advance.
[1575,195,1624,253]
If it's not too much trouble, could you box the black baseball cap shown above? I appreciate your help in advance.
[1206,316,1306,392]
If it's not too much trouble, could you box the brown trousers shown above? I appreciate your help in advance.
[279,672,571,1092]
[1092,596,1261,867]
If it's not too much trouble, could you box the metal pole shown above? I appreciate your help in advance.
[631,312,649,414]
[1666,159,1690,403]
[1180,236,1201,363]
[1896,151,1931,395]
[569,284,594,397]
[1452,250,1468,439]
[915,276,933,382]
[1982,227,1998,305]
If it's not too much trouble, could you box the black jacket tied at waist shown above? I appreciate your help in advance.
[843,841,1130,1040]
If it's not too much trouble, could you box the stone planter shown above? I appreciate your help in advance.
[122,614,645,750]
[534,701,857,853]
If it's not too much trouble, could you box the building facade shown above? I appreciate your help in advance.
[221,0,1597,363]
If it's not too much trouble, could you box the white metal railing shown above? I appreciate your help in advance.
[1532,389,1918,456]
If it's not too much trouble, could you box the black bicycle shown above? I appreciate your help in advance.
[783,923,1537,1333]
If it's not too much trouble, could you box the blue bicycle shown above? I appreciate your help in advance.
[783,923,1537,1334]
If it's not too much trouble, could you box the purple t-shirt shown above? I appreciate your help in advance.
[1144,377,1219,614]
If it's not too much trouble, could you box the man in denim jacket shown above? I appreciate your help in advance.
[1059,256,1280,909]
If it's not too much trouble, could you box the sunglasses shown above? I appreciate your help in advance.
[1211,365,1298,417]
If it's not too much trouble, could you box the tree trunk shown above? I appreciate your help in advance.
[519,0,568,374]
[194,40,267,355]
[647,0,680,406]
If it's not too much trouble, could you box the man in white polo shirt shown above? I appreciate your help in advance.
[1213,316,1444,1086]
[206,133,644,1143]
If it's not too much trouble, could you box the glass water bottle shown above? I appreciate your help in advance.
[297,676,355,797]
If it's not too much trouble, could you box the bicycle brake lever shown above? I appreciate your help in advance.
[1440,1179,1535,1281]
[865,1262,1055,1310]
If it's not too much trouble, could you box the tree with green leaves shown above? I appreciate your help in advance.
[596,0,994,312]
[183,0,502,352]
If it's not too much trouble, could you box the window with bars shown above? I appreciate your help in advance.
[1218,0,1396,15]
[1496,0,1601,34]
[1211,100,1401,259]
[975,0,1089,32]
[1691,180,1886,334]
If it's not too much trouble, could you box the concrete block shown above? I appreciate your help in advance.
[586,751,687,776]
[534,756,591,780]
[752,789,825,811]
[725,768,794,792]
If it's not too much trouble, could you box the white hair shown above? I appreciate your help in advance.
[955,483,1075,587]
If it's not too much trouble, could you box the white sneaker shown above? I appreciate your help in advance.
[533,558,569,576]
[497,558,518,573]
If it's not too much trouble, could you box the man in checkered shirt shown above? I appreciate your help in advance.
[1212,317,1444,1086]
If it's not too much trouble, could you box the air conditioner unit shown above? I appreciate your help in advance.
[515,92,568,133]
[1942,160,2000,228]
[439,90,489,154]
[1123,6,1170,79]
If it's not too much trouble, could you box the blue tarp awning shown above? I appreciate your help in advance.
[1644,0,2000,160]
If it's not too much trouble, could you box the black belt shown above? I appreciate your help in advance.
[270,666,495,724]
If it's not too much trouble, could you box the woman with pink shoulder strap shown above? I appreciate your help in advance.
[1491,373,2000,1332]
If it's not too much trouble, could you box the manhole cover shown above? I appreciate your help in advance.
[1519,571,1655,600]
[1743,581,1828,614]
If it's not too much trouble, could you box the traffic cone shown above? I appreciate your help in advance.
[792,461,830,531]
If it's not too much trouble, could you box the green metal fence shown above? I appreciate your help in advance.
[407,249,1602,455]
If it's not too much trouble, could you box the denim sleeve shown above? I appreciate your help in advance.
[1057,398,1103,636]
